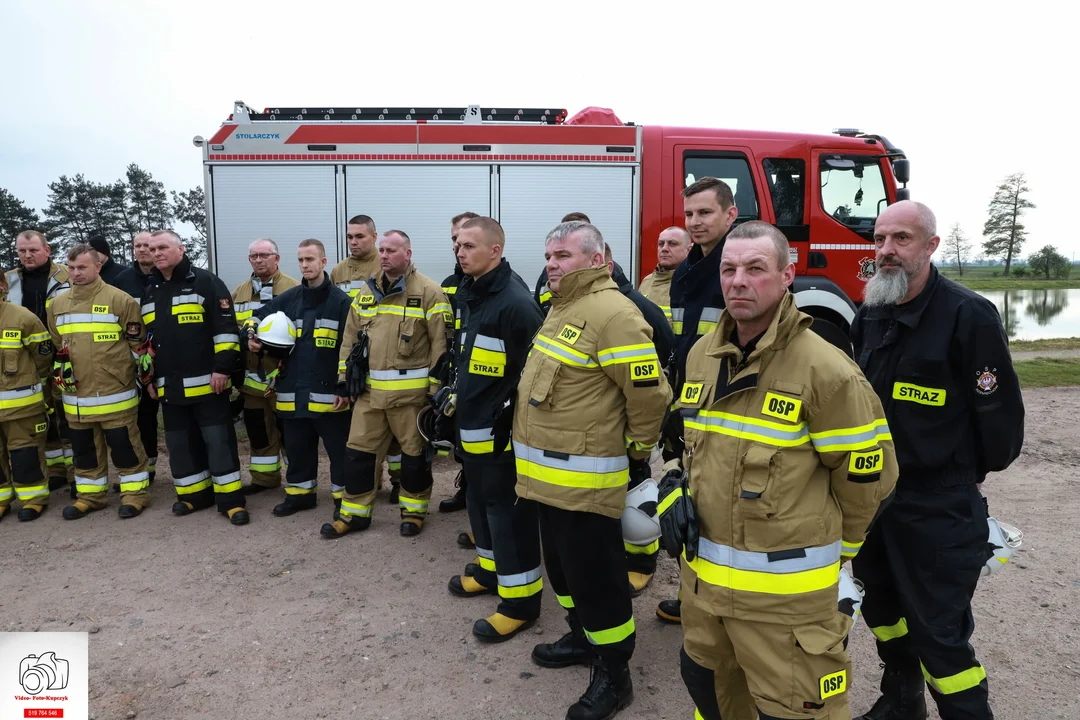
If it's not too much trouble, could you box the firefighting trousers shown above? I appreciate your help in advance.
[853,484,992,720]
[341,397,431,521]
[161,394,244,513]
[682,599,852,720]
[243,392,283,488]
[0,414,50,511]
[382,437,402,487]
[538,503,635,663]
[464,457,543,621]
[136,385,159,480]
[44,392,73,484]
[280,412,350,500]
[67,412,150,511]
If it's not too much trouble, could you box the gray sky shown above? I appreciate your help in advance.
[1,1,1069,259]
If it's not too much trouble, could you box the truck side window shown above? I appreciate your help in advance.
[684,155,759,220]
[762,158,805,225]
[819,155,887,235]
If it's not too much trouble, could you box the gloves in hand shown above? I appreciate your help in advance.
[657,466,699,561]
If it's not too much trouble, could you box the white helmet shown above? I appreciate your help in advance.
[982,517,1023,578]
[256,312,298,351]
[838,566,865,619]
[622,478,661,546]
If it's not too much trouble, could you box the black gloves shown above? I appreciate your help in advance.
[491,387,516,460]
[657,465,699,561]
[345,330,370,397]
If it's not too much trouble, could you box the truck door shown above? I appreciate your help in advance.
[675,146,763,229]
[761,156,808,274]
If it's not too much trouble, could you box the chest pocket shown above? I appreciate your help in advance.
[526,357,561,410]
[469,333,506,377]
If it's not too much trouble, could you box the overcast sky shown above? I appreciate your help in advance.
[1,1,1069,259]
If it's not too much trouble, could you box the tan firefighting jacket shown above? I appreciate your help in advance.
[513,267,672,519]
[0,300,53,422]
[638,267,674,325]
[3,262,70,318]
[47,277,145,424]
[232,270,300,396]
[674,292,897,625]
[338,264,451,410]
[330,249,381,299]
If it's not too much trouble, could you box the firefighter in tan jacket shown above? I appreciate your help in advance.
[325,229,451,538]
[637,226,691,326]
[231,239,300,493]
[515,221,671,720]
[0,276,53,522]
[329,214,402,500]
[47,244,151,520]
[658,222,898,720]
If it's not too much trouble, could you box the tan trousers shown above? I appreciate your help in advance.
[242,392,283,488]
[67,412,150,511]
[44,390,73,484]
[0,414,50,512]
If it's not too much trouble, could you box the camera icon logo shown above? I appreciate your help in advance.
[19,652,69,696]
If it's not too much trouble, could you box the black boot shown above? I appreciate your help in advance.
[855,666,928,720]
[273,493,317,517]
[566,658,633,720]
[439,483,467,513]
[532,615,591,669]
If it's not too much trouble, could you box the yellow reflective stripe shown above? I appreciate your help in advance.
[216,480,242,494]
[585,616,635,646]
[696,320,718,334]
[597,343,657,366]
[478,555,497,571]
[250,461,282,472]
[214,342,241,353]
[337,361,348,373]
[76,483,109,494]
[556,593,575,609]
[442,286,457,295]
[172,303,204,315]
[276,401,296,412]
[810,419,892,453]
[62,396,139,416]
[657,487,683,515]
[120,479,150,493]
[498,577,544,599]
[624,539,660,555]
[461,439,512,454]
[695,709,706,720]
[920,662,987,695]
[235,310,253,321]
[686,551,840,595]
[340,500,373,518]
[25,331,52,343]
[368,377,429,391]
[870,617,909,642]
[142,312,156,324]
[427,302,452,321]
[309,401,347,413]
[244,376,270,391]
[56,322,122,335]
[185,385,212,398]
[312,327,339,340]
[14,484,49,500]
[686,411,810,448]
[539,291,552,304]
[372,305,425,319]
[841,539,863,559]
[399,496,428,512]
[0,391,45,410]
[515,458,628,489]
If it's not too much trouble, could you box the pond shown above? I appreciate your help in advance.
[976,289,1080,340]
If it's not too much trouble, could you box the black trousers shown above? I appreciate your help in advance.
[161,395,244,513]
[465,457,542,621]
[538,503,635,663]
[137,387,159,478]
[854,483,992,720]
[281,413,349,498]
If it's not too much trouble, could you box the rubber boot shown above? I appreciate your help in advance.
[473,613,536,643]
[566,658,633,720]
[118,503,143,519]
[225,507,250,526]
[628,571,652,597]
[62,500,96,520]
[273,493,317,517]
[400,517,423,536]
[17,504,47,522]
[656,598,681,624]
[457,531,476,549]
[448,574,497,598]
[388,482,400,505]
[532,614,592,669]
[855,666,928,720]
[320,515,371,538]
[439,472,467,513]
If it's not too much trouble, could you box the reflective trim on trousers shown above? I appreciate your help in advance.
[497,566,544,599]
[75,475,108,495]
[285,479,316,494]
[14,484,48,501]
[399,496,428,514]
[340,499,372,518]
[250,455,282,472]
[119,471,151,493]
[174,470,212,495]
[476,546,496,572]
[585,616,635,646]
[213,471,242,494]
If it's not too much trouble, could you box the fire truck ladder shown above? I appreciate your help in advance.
[232,101,567,124]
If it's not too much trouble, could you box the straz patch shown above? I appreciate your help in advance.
[630,359,660,387]
[892,381,946,406]
[177,313,203,324]
[94,332,120,343]
[819,670,847,700]
[975,367,999,396]
[680,382,704,405]
[761,392,801,422]
[126,322,142,339]
[470,360,505,377]
[848,448,884,480]
[557,324,582,346]
[315,338,336,348]
[35,421,49,434]
[92,304,109,314]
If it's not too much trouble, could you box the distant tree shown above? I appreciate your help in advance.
[44,174,126,256]
[942,222,972,276]
[0,188,42,270]
[172,187,208,267]
[1027,244,1071,280]
[982,172,1035,276]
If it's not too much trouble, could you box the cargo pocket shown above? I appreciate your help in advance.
[527,358,561,410]
[396,317,420,357]
[2,349,18,376]
[791,617,852,714]
[737,445,778,519]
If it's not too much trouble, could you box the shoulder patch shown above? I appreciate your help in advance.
[975,367,999,396]
[125,322,142,340]
[219,298,232,309]
[39,339,54,355]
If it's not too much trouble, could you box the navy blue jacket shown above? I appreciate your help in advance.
[669,242,726,377]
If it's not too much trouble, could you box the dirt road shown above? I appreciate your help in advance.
[4,387,1079,719]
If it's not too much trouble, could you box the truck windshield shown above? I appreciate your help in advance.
[819,155,887,239]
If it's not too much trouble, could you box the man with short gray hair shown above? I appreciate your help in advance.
[638,226,691,325]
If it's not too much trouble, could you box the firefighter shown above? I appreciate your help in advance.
[851,201,1024,720]
[0,274,53,522]
[142,230,248,525]
[330,214,401,503]
[87,235,129,288]
[518,221,670,720]
[7,230,73,493]
[324,229,451,538]
[659,221,898,720]
[436,210,480,516]
[638,226,691,326]
[246,239,352,518]
[533,211,590,314]
[656,176,738,625]
[47,244,150,519]
[443,217,546,642]
[232,238,300,495]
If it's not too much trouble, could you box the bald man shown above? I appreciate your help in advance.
[638,226,691,327]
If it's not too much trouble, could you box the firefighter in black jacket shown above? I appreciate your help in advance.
[247,239,352,519]
[142,230,248,525]
[445,217,546,643]
[851,201,1024,720]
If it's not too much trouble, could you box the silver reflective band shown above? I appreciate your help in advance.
[460,427,495,442]
[237,301,262,311]
[0,384,43,400]
[699,307,723,322]
[213,471,242,484]
[532,336,596,367]
[696,537,842,573]
[287,479,317,490]
[141,303,155,314]
[172,294,205,305]
[512,441,629,474]
[119,471,150,483]
[250,455,280,464]
[368,368,429,380]
[62,389,138,406]
[476,547,495,560]
[473,334,505,352]
[174,470,210,487]
[309,393,338,404]
[597,346,655,364]
[55,312,121,325]
[183,375,213,387]
[670,308,685,321]
[498,566,542,587]
[275,393,296,401]
[155,377,166,388]
[809,425,887,451]
[245,371,267,382]
[75,476,107,486]
[688,413,809,444]
[213,333,240,344]
[314,319,340,330]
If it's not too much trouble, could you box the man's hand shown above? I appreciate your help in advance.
[210,372,229,394]
[333,396,350,411]
[248,337,263,353]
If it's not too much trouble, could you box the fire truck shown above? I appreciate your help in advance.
[194,102,910,335]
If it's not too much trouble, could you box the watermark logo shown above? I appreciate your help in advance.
[1,632,87,718]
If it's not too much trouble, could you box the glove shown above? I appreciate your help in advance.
[628,457,651,491]
[52,347,76,393]
[432,386,456,418]
[657,467,699,562]
[490,387,516,460]
[345,330,370,397]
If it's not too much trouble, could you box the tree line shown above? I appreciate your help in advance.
[942,172,1072,280]
[0,164,207,271]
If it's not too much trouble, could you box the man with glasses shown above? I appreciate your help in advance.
[232,239,299,494]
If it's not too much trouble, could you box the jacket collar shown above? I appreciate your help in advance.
[551,267,617,303]
[70,276,105,302]
[153,254,195,283]
[650,266,674,281]
[708,292,810,364]
[251,269,283,292]
[371,263,414,299]
[301,272,332,306]
[461,258,512,298]
[864,264,941,329]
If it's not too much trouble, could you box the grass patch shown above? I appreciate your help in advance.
[953,278,1080,290]
[1009,337,1080,352]
[1014,358,1080,387]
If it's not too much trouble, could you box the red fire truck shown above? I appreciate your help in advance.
[195,102,910,334]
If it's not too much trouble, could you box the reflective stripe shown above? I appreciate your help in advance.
[657,486,684,515]
[399,495,428,513]
[45,449,65,466]
[174,470,211,494]
[841,539,863,559]
[921,662,987,695]
[427,302,452,321]
[459,427,510,454]
[364,305,426,319]
[532,334,597,367]
[539,290,552,305]
[62,389,139,416]
[473,334,505,351]
[625,434,655,452]
[513,441,629,489]
[810,419,892,453]
[442,286,457,295]
[477,547,496,572]
[624,539,660,555]
[141,302,156,323]
[870,618,909,642]
[184,374,213,387]
[340,499,372,518]
[314,318,340,330]
[25,331,52,344]
[687,538,841,595]
[556,593,575,609]
[597,343,657,367]
[250,455,282,472]
[0,384,44,409]
[497,566,544,599]
[213,333,241,353]
[696,307,723,335]
[387,454,402,470]
[585,617,635,646]
[368,367,430,391]
[285,479,317,494]
[75,475,108,494]
[172,293,205,305]
[119,471,150,493]
[244,371,270,391]
[14,484,48,501]
[309,392,345,413]
[670,307,685,335]
[54,313,122,335]
[213,471,242,494]
[686,411,810,448]
[0,487,13,502]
